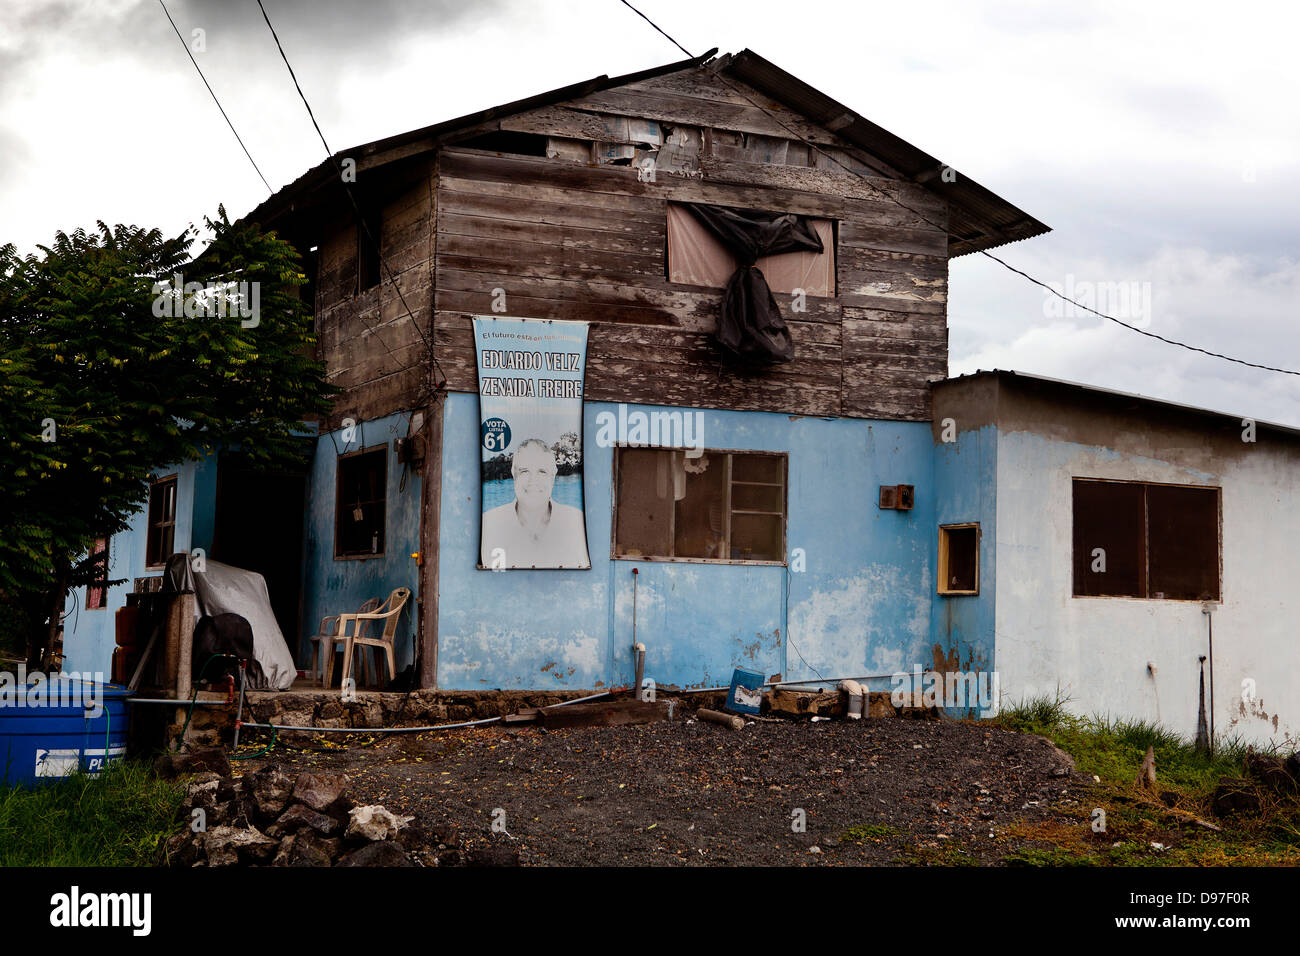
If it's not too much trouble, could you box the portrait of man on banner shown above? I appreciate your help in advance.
[481,438,589,569]
[474,316,591,570]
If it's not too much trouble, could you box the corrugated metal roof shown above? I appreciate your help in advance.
[240,48,1048,259]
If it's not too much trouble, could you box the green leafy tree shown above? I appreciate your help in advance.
[0,207,334,667]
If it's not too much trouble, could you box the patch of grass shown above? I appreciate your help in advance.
[1003,845,1091,867]
[997,687,1074,733]
[840,823,899,843]
[895,842,977,866]
[990,694,1300,866]
[0,760,185,866]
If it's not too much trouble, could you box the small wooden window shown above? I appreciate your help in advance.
[86,536,110,610]
[356,201,382,293]
[613,448,787,564]
[146,476,177,568]
[938,523,979,595]
[1073,478,1220,600]
[336,447,387,558]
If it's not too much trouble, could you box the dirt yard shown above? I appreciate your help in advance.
[237,714,1103,866]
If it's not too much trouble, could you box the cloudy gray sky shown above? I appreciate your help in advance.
[3,0,1297,424]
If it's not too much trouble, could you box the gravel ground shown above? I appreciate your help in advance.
[243,713,1096,866]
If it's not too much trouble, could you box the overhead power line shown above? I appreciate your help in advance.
[254,0,445,388]
[618,0,693,59]
[981,251,1300,376]
[615,0,1300,378]
[158,0,271,193]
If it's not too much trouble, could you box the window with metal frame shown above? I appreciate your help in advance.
[1072,478,1220,600]
[613,447,787,564]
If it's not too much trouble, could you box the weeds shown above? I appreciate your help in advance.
[990,694,1300,867]
[0,759,184,866]
[841,822,899,843]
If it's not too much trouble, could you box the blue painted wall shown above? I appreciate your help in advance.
[928,423,998,714]
[299,412,422,676]
[58,400,1002,701]
[436,393,938,692]
[61,457,210,677]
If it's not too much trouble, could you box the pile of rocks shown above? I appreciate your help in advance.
[154,761,472,867]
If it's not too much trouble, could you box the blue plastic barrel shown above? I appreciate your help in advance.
[725,667,765,716]
[0,678,130,786]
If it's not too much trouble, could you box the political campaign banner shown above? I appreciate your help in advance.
[473,316,591,570]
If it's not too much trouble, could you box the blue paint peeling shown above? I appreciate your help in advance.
[60,400,1002,700]
[929,424,998,714]
[437,394,942,692]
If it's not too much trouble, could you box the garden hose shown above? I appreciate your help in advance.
[231,725,277,761]
[175,653,240,751]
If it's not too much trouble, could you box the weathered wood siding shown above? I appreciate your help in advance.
[319,68,950,424]
[313,171,434,428]
[433,160,947,419]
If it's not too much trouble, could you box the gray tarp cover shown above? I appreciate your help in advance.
[192,560,296,691]
[685,202,825,364]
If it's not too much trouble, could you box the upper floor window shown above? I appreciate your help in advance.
[613,447,787,564]
[1072,478,1220,601]
[666,202,835,297]
[146,476,177,569]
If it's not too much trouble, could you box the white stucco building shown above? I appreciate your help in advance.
[932,370,1300,749]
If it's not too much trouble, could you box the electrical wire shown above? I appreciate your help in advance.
[615,0,1300,378]
[253,0,449,392]
[783,563,827,683]
[618,0,693,58]
[157,0,272,193]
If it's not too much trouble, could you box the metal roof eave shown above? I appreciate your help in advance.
[239,49,718,230]
[722,49,1051,257]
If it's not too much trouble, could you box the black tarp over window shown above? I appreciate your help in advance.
[685,202,825,364]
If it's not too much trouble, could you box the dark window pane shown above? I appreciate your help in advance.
[146,478,177,566]
[730,513,782,561]
[1148,485,1219,600]
[615,448,673,557]
[335,449,387,557]
[674,453,726,559]
[731,454,782,484]
[731,483,782,513]
[1073,480,1144,597]
[943,526,978,592]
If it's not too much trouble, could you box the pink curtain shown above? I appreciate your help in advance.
[667,204,834,297]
